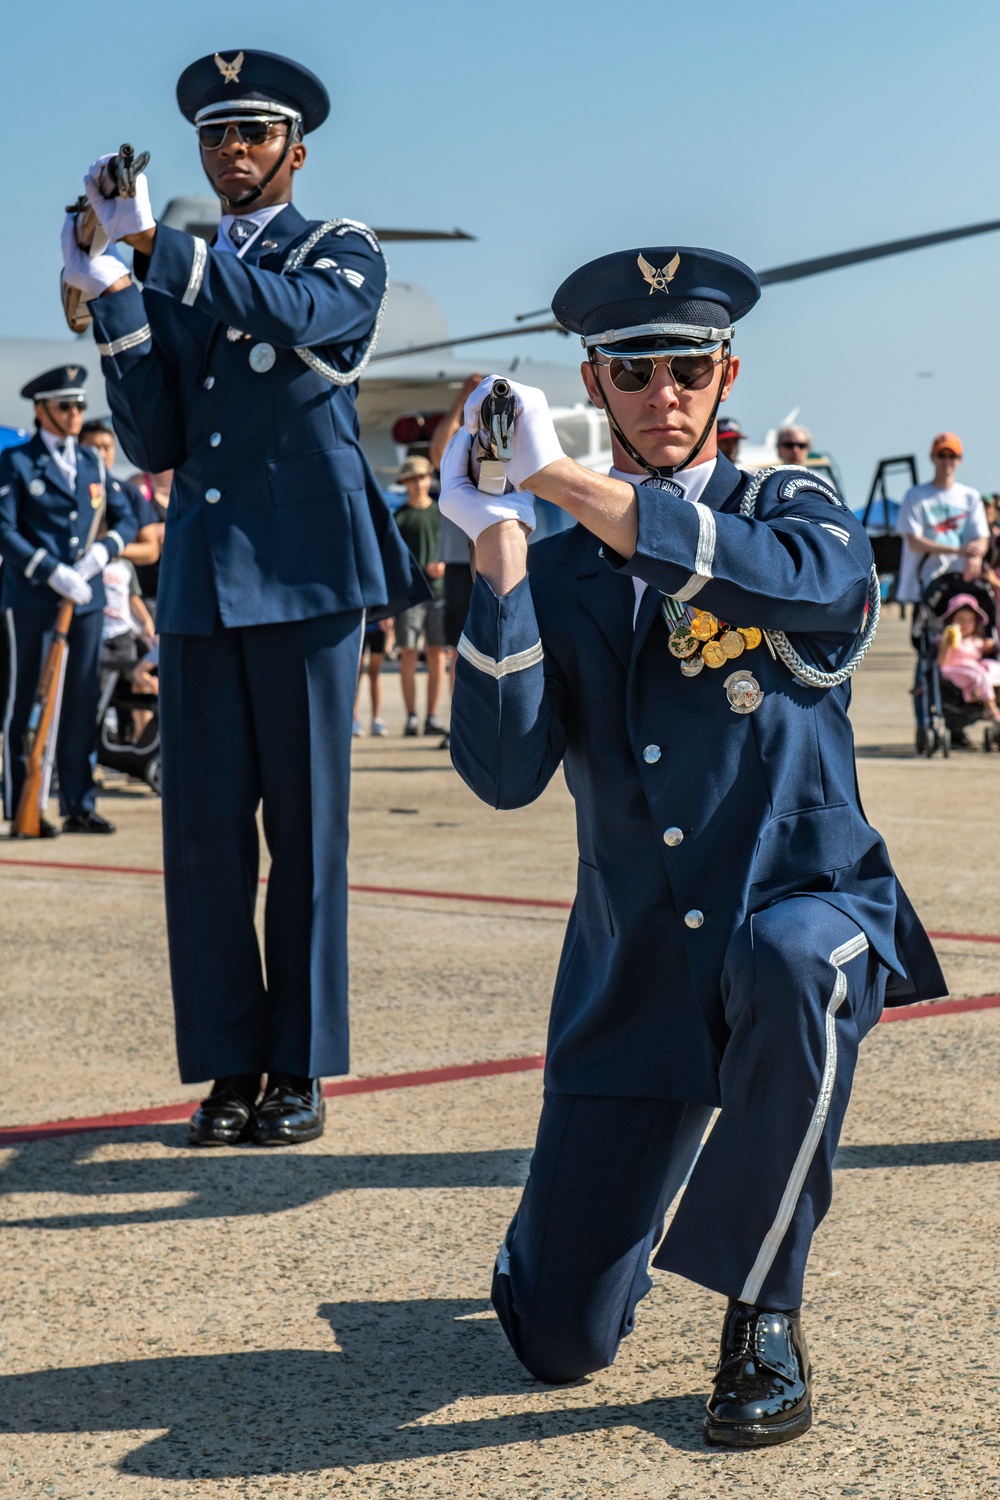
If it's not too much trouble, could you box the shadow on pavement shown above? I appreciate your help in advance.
[833,1138,1000,1168]
[0,1298,708,1476]
[0,1130,534,1229]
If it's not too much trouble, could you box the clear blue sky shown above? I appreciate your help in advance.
[4,0,999,501]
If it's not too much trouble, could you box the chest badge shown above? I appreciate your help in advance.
[90,482,105,508]
[724,670,765,714]
[249,342,276,373]
[28,478,45,497]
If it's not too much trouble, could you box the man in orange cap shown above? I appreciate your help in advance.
[895,431,988,604]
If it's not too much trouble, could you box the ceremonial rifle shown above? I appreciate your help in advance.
[61,143,150,334]
[11,496,106,839]
[472,378,516,496]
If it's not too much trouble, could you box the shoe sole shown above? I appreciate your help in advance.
[252,1123,326,1147]
[704,1404,812,1448]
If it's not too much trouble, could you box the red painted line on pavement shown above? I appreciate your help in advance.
[0,1054,546,1146]
[7,858,1000,940]
[878,993,1000,1023]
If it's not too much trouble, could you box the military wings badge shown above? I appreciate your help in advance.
[637,251,681,294]
[214,51,245,84]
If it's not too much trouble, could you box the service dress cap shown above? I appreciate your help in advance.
[552,246,761,353]
[177,49,330,134]
[20,363,88,402]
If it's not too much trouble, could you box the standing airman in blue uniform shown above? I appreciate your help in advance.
[0,365,136,835]
[438,247,945,1446]
[61,51,426,1147]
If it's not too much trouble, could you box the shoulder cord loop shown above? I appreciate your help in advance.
[280,219,389,387]
[739,464,881,689]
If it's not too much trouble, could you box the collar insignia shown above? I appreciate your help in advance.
[638,251,681,294]
[214,51,244,85]
[65,366,79,380]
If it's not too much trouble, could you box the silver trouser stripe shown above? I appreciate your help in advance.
[23,548,46,580]
[670,502,716,603]
[738,929,869,1305]
[95,324,152,358]
[182,238,208,307]
[457,633,544,679]
[2,609,15,818]
[106,530,124,554]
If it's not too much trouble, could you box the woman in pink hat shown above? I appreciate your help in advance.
[937,593,1000,720]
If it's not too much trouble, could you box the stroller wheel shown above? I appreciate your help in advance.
[915,726,928,755]
[940,727,951,759]
[143,755,162,797]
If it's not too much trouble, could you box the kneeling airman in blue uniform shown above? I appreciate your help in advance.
[0,365,136,835]
[439,248,945,1446]
[61,51,426,1147]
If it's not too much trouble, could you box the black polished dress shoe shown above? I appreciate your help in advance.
[63,810,116,834]
[704,1300,812,1448]
[188,1075,261,1147]
[252,1074,325,1146]
[9,815,60,839]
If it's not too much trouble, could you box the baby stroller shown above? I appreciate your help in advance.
[911,573,1000,756]
[96,649,161,794]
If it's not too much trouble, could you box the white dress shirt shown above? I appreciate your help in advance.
[215,202,288,259]
[40,428,78,489]
[609,460,718,626]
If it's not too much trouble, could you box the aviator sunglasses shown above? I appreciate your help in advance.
[594,350,726,394]
[197,120,290,150]
[48,399,86,412]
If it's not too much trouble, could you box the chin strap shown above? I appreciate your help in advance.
[588,348,731,480]
[220,126,300,210]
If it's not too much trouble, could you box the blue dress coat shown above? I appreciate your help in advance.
[0,433,136,613]
[450,457,945,1104]
[89,206,427,634]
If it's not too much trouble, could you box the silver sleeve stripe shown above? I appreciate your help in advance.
[182,237,208,306]
[457,633,544,679]
[669,500,716,602]
[95,325,152,358]
[738,929,869,1305]
[820,523,851,545]
[106,530,124,553]
[23,548,46,579]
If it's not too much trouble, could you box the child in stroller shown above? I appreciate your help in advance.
[912,574,1000,755]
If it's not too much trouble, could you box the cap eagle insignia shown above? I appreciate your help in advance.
[214,51,245,85]
[65,366,79,381]
[638,251,681,294]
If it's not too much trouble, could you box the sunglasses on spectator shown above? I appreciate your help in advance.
[779,439,809,449]
[593,352,726,394]
[197,120,289,150]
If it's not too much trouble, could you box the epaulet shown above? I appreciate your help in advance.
[763,464,846,509]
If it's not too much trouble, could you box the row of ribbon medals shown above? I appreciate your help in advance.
[660,599,767,713]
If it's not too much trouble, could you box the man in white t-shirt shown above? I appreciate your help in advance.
[894,432,988,603]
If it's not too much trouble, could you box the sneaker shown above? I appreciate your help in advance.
[352,718,363,737]
[371,719,389,737]
[437,732,451,751]
[424,714,448,735]
[404,714,419,737]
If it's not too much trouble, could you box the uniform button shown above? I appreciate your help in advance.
[209,432,221,447]
[204,376,215,389]
[643,745,661,764]
[663,826,684,847]
[205,488,221,503]
[69,536,79,546]
[68,510,78,520]
[684,909,704,929]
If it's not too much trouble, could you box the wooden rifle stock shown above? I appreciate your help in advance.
[10,492,106,838]
[11,600,74,838]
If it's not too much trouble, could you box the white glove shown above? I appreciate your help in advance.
[74,542,110,583]
[84,155,155,242]
[438,429,536,544]
[47,564,93,606]
[61,214,129,298]
[463,376,566,493]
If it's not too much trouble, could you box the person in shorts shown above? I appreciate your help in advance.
[392,456,448,735]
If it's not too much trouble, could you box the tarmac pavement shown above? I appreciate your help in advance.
[0,613,998,1498]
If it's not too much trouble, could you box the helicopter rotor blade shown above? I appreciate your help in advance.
[757,217,1000,284]
[371,320,567,363]
[373,228,476,242]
